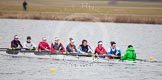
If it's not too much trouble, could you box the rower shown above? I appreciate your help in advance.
[78,39,93,54]
[95,41,107,55]
[38,37,50,51]
[51,37,65,52]
[66,38,77,53]
[11,35,23,48]
[107,41,121,59]
[23,36,36,50]
[120,45,136,61]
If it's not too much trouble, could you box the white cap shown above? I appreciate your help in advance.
[98,42,103,45]
[71,40,74,43]
[112,44,116,46]
[42,37,47,41]
[55,37,59,41]
[14,35,19,39]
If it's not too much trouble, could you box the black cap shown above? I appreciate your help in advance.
[110,41,116,46]
[98,41,102,44]
[27,36,31,40]
[128,45,133,48]
[69,38,73,41]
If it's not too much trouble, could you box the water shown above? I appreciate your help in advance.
[0,19,162,80]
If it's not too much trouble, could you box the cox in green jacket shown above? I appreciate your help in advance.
[121,45,136,61]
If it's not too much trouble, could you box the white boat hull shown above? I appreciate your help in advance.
[0,52,137,64]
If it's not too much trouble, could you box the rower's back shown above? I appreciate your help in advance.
[121,45,136,61]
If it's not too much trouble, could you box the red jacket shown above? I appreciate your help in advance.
[95,46,107,55]
[38,42,50,50]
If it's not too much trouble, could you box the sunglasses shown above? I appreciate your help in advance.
[43,40,46,41]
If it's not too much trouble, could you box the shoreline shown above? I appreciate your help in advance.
[0,11,162,24]
[0,0,162,24]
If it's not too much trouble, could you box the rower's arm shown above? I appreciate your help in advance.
[23,42,27,48]
[66,45,72,52]
[46,43,51,50]
[120,52,128,60]
[133,52,137,60]
[32,42,37,48]
[88,45,93,53]
[102,47,107,54]
[78,46,84,53]
[107,48,111,55]
[95,47,100,54]
[18,41,23,48]
[116,47,121,54]
[60,43,65,50]
[74,46,78,52]
[39,42,45,49]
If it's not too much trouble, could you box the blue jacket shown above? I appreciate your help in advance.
[78,45,93,53]
[108,47,121,55]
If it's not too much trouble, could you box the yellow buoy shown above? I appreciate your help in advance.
[149,57,155,61]
[49,68,55,73]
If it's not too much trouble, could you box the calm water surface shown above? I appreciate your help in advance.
[0,19,162,80]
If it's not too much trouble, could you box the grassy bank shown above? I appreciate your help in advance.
[0,0,162,24]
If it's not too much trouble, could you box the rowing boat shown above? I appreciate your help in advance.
[0,48,124,63]
[1,48,159,64]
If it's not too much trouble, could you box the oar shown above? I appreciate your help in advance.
[123,58,162,63]
[1,48,37,54]
[0,48,9,49]
[136,59,160,63]
[0,48,23,52]
[0,48,15,51]
[0,48,28,50]
[0,48,8,51]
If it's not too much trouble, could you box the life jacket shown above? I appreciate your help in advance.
[80,45,89,52]
[110,47,117,55]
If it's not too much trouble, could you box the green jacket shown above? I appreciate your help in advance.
[121,47,136,61]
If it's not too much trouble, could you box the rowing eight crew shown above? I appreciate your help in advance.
[11,35,136,61]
